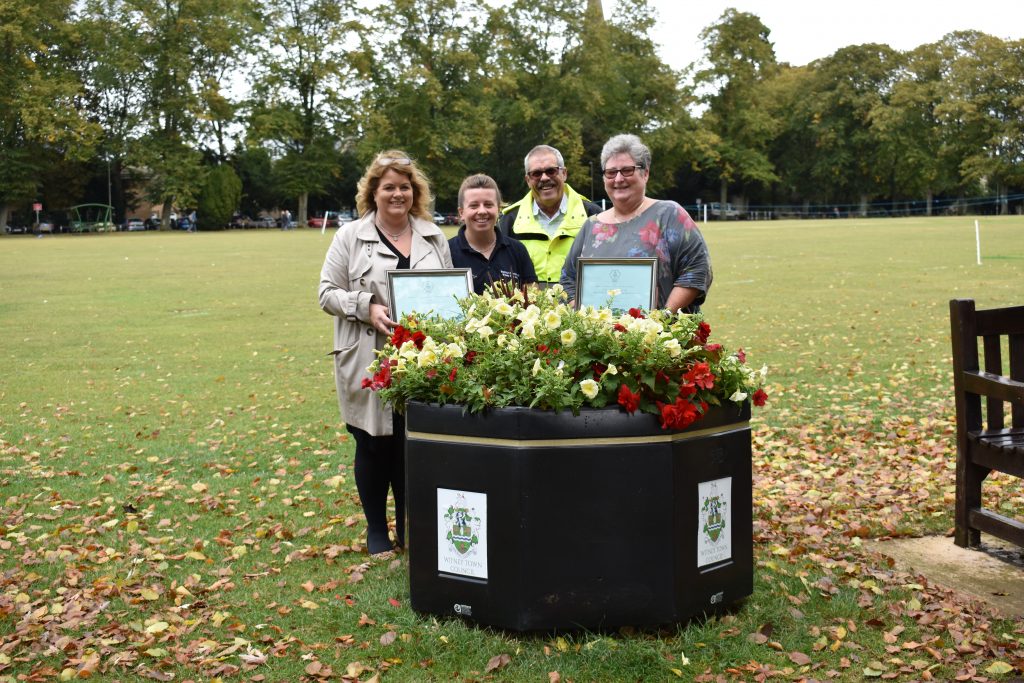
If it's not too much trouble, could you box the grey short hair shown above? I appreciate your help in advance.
[600,134,651,171]
[523,145,565,174]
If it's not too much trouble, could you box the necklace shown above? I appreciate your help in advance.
[475,240,497,257]
[376,217,410,241]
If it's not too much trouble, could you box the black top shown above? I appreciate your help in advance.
[449,227,538,294]
[377,228,411,269]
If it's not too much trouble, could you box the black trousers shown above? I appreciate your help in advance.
[346,413,405,554]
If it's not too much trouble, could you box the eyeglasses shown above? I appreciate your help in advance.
[602,165,645,179]
[378,157,413,166]
[526,166,563,180]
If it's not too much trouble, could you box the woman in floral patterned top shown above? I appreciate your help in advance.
[559,134,712,313]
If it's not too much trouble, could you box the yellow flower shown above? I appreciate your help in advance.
[476,325,494,338]
[560,328,577,346]
[417,348,437,367]
[520,320,536,339]
[580,379,599,399]
[543,310,561,329]
[663,338,682,357]
[605,364,618,375]
[532,358,542,376]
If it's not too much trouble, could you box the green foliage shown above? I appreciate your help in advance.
[198,163,242,229]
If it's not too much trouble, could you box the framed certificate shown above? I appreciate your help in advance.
[387,269,472,322]
[576,258,657,312]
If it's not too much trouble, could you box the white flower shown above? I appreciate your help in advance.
[444,342,464,359]
[520,320,536,339]
[663,338,682,358]
[532,358,542,376]
[496,333,508,347]
[543,310,562,329]
[520,304,541,323]
[476,325,494,338]
[507,336,520,350]
[493,301,514,316]
[729,390,747,403]
[555,360,565,376]
[560,328,577,346]
[605,364,618,376]
[607,288,621,297]
[580,379,599,399]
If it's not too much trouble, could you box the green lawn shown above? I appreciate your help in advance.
[1,217,1022,681]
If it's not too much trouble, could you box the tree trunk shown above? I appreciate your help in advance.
[298,192,308,226]
[859,195,868,218]
[926,189,933,216]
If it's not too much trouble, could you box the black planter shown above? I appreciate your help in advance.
[404,400,753,631]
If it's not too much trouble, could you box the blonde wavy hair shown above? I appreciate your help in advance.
[355,150,433,220]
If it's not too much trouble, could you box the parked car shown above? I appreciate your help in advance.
[229,213,251,229]
[124,218,146,231]
[4,224,28,234]
[36,221,55,233]
[708,202,739,219]
[308,215,339,229]
[177,216,192,231]
[433,212,445,225]
[250,215,276,228]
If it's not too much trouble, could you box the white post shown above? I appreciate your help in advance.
[322,210,329,235]
[703,204,707,223]
[975,219,981,265]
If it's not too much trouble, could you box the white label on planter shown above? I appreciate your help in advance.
[437,488,488,579]
[697,477,732,568]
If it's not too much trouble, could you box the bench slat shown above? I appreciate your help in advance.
[967,508,1024,548]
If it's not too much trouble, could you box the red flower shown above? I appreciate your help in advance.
[389,326,412,347]
[736,347,746,364]
[361,378,373,389]
[613,323,627,333]
[678,382,696,398]
[655,370,671,386]
[753,389,768,406]
[411,330,427,349]
[695,321,711,345]
[449,367,458,381]
[425,369,438,379]
[638,221,661,248]
[591,362,608,380]
[628,308,645,319]
[656,397,701,430]
[364,363,392,391]
[684,361,715,390]
[536,344,549,354]
[464,350,477,364]
[617,384,641,414]
[705,343,722,353]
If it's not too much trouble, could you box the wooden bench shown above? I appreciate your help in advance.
[950,299,1024,548]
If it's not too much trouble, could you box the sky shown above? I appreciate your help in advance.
[604,0,1024,73]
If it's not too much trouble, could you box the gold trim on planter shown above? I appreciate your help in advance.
[406,423,750,448]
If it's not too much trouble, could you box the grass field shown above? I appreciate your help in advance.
[1,216,1022,681]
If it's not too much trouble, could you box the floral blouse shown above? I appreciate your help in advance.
[559,200,712,312]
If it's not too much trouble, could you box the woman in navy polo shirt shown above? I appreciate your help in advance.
[449,174,537,294]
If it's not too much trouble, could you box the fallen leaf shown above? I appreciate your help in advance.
[485,653,511,672]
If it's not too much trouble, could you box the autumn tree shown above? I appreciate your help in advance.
[694,9,779,210]
[0,0,99,231]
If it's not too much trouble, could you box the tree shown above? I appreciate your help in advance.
[198,163,242,229]
[247,0,363,225]
[356,0,496,207]
[0,0,99,231]
[694,9,780,208]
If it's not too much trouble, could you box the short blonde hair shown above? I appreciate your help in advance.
[457,174,502,209]
[355,150,433,220]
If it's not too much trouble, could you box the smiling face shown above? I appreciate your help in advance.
[524,150,567,213]
[603,152,649,210]
[373,168,414,223]
[458,187,499,237]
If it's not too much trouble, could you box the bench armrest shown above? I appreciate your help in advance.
[963,370,1024,403]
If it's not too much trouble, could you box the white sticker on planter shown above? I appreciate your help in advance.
[437,488,488,579]
[697,477,732,568]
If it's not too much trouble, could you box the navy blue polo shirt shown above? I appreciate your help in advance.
[449,227,538,294]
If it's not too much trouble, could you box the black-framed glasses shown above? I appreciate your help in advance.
[378,157,413,166]
[601,165,645,179]
[526,166,563,180]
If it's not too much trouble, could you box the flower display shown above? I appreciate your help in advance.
[366,284,767,430]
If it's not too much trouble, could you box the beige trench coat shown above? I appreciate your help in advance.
[318,212,453,436]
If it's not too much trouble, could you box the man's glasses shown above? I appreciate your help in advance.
[378,157,413,166]
[527,166,562,180]
[602,165,644,179]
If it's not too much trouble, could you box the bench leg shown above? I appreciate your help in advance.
[954,449,986,547]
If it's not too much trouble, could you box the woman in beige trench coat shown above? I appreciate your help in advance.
[318,151,452,556]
